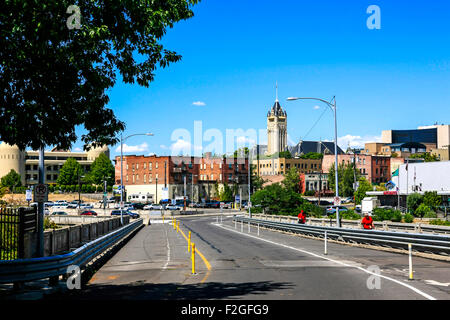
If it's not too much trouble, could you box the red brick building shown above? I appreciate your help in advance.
[322,154,391,184]
[114,153,249,203]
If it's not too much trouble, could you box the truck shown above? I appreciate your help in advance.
[361,197,380,215]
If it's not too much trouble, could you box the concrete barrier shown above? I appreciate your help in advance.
[23,216,130,258]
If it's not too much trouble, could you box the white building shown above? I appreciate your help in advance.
[392,160,450,195]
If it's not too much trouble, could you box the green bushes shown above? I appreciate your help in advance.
[303,190,315,196]
[429,220,450,227]
[415,203,433,218]
[403,213,414,223]
[407,193,423,213]
[372,208,403,222]
[330,210,361,220]
[49,184,108,193]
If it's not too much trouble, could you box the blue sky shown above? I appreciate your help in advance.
[72,0,450,158]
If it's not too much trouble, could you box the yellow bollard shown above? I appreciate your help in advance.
[188,231,191,252]
[173,218,176,230]
[191,243,196,274]
[177,221,180,233]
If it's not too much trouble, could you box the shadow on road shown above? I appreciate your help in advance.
[45,280,294,300]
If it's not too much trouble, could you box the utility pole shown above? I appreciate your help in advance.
[184,175,187,211]
[38,147,45,257]
[156,177,158,205]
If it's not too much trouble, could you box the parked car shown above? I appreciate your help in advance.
[80,210,97,216]
[79,203,93,209]
[166,205,180,211]
[111,209,140,219]
[131,203,146,210]
[326,206,349,215]
[149,204,163,210]
[52,211,68,215]
[125,210,140,219]
[206,201,220,208]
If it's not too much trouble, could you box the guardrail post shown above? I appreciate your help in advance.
[418,224,422,233]
[258,223,260,236]
[383,221,388,231]
[241,221,243,232]
[248,221,250,233]
[408,243,413,280]
[235,219,237,229]
[191,243,196,275]
[188,231,191,252]
[324,231,328,255]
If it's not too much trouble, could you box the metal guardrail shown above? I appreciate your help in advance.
[0,219,143,284]
[234,216,450,256]
[251,214,450,235]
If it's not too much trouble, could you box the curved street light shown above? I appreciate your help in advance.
[120,132,154,225]
[286,96,341,228]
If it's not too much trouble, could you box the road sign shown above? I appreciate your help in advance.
[34,184,48,202]
[333,196,341,206]
[26,189,32,202]
[235,195,240,202]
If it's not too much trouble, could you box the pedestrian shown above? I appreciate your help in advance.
[298,210,306,224]
[361,212,374,230]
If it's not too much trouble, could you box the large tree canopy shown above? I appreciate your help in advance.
[87,153,115,186]
[56,157,83,185]
[1,0,199,150]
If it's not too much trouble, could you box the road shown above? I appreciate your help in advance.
[48,215,450,300]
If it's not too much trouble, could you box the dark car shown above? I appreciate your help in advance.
[52,211,68,215]
[80,210,97,216]
[111,209,140,219]
[206,201,220,208]
[132,203,145,210]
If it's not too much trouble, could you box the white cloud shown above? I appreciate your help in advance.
[170,139,202,155]
[313,105,320,110]
[72,147,83,152]
[115,142,149,153]
[236,136,256,146]
[192,101,206,106]
[337,134,382,150]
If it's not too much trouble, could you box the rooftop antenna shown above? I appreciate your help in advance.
[275,81,278,102]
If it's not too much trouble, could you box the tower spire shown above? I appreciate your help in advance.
[275,81,278,102]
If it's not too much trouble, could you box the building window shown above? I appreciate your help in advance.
[156,174,158,179]
[136,164,139,170]
[220,174,222,181]
[149,162,152,170]
[211,174,214,180]
[54,175,58,181]
[155,162,158,169]
[219,163,222,169]
[136,175,139,182]
[47,174,51,181]
[126,175,129,182]
[144,163,146,169]
[126,164,129,170]
[211,163,214,169]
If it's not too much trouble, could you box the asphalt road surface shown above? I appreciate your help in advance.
[49,215,450,300]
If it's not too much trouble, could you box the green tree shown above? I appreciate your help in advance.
[86,153,115,186]
[328,162,361,197]
[354,177,372,205]
[218,183,233,202]
[300,152,324,160]
[282,167,301,193]
[57,158,82,186]
[423,191,442,211]
[1,169,22,190]
[409,153,440,162]
[0,1,199,150]
[251,183,305,215]
[407,193,423,214]
[415,203,434,218]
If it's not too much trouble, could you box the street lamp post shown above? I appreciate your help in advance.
[120,132,154,225]
[287,96,341,227]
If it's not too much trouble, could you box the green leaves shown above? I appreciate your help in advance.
[86,153,115,186]
[1,0,199,150]
[56,158,83,186]
[0,169,22,190]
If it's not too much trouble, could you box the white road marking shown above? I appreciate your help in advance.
[214,223,437,300]
[163,222,171,270]
[424,280,450,287]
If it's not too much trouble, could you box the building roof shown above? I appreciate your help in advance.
[289,140,344,156]
[267,101,287,117]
